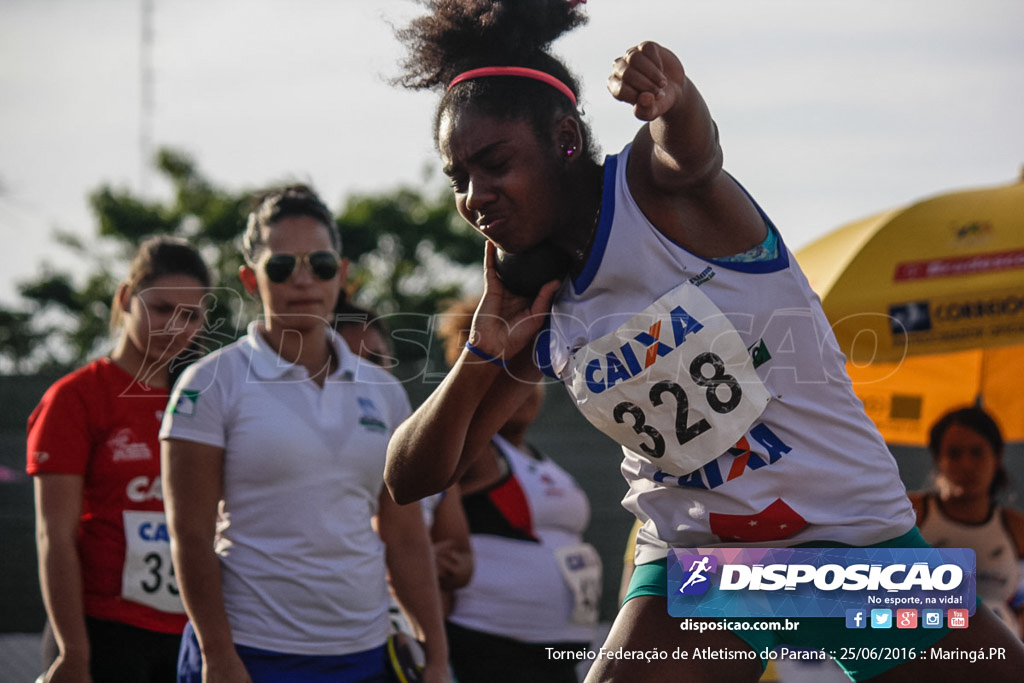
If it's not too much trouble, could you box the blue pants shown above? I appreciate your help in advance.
[177,622,394,683]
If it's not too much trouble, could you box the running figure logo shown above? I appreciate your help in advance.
[677,554,718,595]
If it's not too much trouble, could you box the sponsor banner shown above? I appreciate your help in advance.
[888,291,1024,348]
[667,547,975,619]
[893,248,1024,282]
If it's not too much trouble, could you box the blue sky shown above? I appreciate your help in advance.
[1,0,1022,306]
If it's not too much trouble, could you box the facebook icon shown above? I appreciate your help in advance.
[846,609,867,629]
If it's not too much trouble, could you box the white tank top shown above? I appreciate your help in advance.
[919,495,1022,636]
[448,436,597,643]
[539,145,916,564]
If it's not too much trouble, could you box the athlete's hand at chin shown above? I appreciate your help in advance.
[470,241,561,363]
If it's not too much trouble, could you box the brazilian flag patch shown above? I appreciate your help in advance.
[748,339,771,369]
[170,389,201,417]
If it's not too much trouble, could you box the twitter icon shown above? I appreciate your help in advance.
[870,609,892,629]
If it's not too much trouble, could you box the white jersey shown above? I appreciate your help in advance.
[448,435,599,643]
[161,322,411,656]
[919,495,1022,636]
[540,145,916,565]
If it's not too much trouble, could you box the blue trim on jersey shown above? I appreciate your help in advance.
[571,153,791,280]
[705,228,786,274]
[706,175,790,274]
[535,317,558,379]
[571,154,618,294]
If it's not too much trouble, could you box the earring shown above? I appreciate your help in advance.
[564,146,577,157]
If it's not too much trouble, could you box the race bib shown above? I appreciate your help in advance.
[121,510,185,614]
[565,282,770,476]
[554,543,602,626]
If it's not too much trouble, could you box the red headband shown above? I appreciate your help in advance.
[447,66,577,107]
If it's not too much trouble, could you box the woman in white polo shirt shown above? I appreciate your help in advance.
[161,185,449,683]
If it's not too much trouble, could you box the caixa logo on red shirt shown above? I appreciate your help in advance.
[126,475,163,503]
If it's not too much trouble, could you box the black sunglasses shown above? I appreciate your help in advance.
[262,251,340,284]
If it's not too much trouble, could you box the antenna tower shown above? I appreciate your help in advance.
[140,0,154,194]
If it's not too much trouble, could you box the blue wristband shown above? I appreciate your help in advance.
[464,342,507,367]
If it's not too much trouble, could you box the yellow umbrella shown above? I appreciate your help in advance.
[796,173,1024,445]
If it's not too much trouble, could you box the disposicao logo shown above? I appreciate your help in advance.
[677,555,718,596]
[667,547,976,619]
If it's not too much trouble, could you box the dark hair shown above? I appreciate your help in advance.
[241,184,340,265]
[110,235,211,331]
[394,0,596,160]
[928,406,1008,497]
[333,299,397,370]
[333,299,392,341]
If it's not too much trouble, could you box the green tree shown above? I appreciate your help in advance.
[0,148,481,377]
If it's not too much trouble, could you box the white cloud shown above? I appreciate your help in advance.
[1,0,1022,303]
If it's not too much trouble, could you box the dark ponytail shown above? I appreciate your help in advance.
[394,0,595,158]
[395,0,587,89]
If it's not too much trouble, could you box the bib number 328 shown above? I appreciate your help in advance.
[613,352,741,459]
[564,282,770,476]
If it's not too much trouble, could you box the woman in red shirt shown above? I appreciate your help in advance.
[27,236,210,683]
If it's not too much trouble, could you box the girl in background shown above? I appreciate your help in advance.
[912,407,1024,638]
[434,295,599,683]
[28,236,211,682]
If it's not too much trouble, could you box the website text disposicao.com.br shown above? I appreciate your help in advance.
[677,618,799,633]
